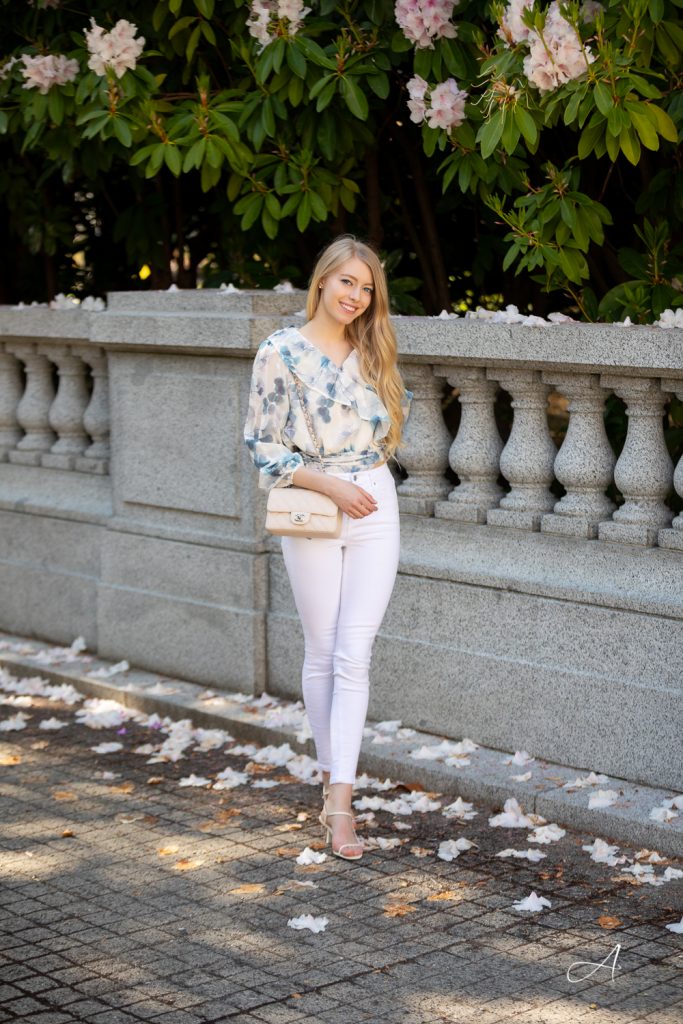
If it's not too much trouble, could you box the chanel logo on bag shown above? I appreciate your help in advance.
[291,511,310,525]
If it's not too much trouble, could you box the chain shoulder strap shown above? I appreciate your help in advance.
[290,371,326,472]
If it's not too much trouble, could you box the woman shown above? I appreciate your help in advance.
[244,235,411,861]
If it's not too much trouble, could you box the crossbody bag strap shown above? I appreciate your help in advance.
[290,371,326,473]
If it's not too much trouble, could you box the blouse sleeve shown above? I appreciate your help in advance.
[401,386,413,425]
[243,340,304,491]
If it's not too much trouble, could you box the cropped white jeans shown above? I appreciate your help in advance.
[281,461,400,784]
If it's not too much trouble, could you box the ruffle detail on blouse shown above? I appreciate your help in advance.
[268,327,391,438]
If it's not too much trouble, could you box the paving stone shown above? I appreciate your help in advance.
[2,686,682,1024]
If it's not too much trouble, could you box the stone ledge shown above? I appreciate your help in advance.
[1,631,680,859]
[400,516,683,620]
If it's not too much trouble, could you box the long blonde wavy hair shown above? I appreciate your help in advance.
[305,235,407,459]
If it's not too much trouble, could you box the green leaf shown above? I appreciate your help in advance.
[627,106,660,150]
[391,29,414,52]
[113,117,132,147]
[578,120,603,160]
[514,105,538,146]
[145,145,165,178]
[288,74,304,105]
[183,137,206,171]
[594,82,613,116]
[201,20,216,44]
[194,0,214,16]
[262,97,276,136]
[367,73,389,99]
[168,15,197,39]
[340,77,368,120]
[477,111,504,159]
[414,47,432,80]
[501,114,520,154]
[563,86,585,126]
[309,191,327,220]
[619,126,641,165]
[46,89,65,125]
[286,42,307,79]
[261,207,279,240]
[644,103,679,142]
[272,38,286,75]
[649,0,665,22]
[227,173,243,202]
[164,145,182,176]
[297,37,336,70]
[309,74,334,100]
[241,194,263,230]
[297,192,312,231]
[186,24,201,62]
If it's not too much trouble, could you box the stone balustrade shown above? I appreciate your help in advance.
[1,327,109,474]
[1,293,682,793]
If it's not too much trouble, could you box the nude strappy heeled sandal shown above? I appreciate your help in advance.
[321,808,364,861]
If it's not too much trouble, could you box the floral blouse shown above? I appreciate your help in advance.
[244,325,412,491]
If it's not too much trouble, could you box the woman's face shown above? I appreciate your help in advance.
[318,257,374,327]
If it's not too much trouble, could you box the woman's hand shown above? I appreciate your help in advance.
[325,478,378,519]
[291,466,378,518]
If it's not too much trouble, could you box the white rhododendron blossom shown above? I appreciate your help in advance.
[523,2,595,92]
[20,54,78,93]
[247,0,311,49]
[84,19,145,79]
[498,0,534,45]
[395,0,459,49]
[407,75,467,132]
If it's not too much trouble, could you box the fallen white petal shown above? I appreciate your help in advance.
[665,917,683,933]
[442,797,477,820]
[212,766,248,789]
[0,713,29,731]
[178,774,212,787]
[527,824,566,844]
[296,847,327,865]
[251,778,281,789]
[511,771,532,782]
[287,914,328,933]
[489,798,540,828]
[496,848,546,863]
[86,660,129,679]
[582,838,627,866]
[563,771,611,790]
[649,806,678,823]
[588,789,619,809]
[663,867,683,881]
[437,838,477,862]
[39,718,69,730]
[512,891,552,913]
[91,741,123,754]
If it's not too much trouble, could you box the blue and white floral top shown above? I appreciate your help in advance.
[244,325,412,491]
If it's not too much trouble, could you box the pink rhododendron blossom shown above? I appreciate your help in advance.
[407,75,468,132]
[247,0,311,49]
[395,0,459,50]
[84,19,144,79]
[20,53,78,93]
[498,0,534,45]
[407,74,429,123]
[523,2,595,92]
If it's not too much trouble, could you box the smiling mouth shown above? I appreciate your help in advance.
[339,302,358,314]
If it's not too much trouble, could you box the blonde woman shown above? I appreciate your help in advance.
[244,235,411,861]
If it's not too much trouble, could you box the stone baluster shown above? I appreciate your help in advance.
[395,363,452,515]
[432,365,503,523]
[485,369,557,530]
[72,346,110,474]
[38,344,90,469]
[597,375,673,546]
[656,378,683,551]
[540,373,616,539]
[0,345,24,460]
[5,343,56,465]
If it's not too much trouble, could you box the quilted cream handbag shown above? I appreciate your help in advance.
[265,372,343,539]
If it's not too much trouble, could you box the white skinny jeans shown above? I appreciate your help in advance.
[281,461,400,784]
